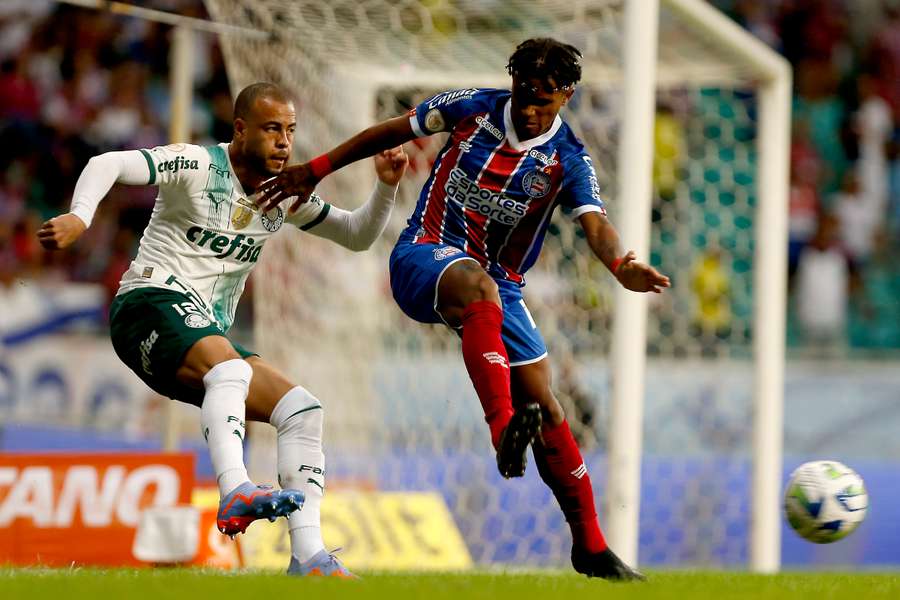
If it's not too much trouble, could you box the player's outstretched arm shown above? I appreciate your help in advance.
[579,211,671,293]
[38,150,153,250]
[257,115,415,214]
[302,147,408,252]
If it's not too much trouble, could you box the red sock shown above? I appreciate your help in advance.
[532,420,608,554]
[461,301,514,448]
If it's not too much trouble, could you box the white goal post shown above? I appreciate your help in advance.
[608,0,791,572]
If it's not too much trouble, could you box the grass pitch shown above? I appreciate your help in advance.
[2,568,899,600]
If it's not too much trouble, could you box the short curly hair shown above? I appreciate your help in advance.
[506,38,583,90]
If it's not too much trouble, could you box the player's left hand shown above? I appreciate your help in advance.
[615,250,671,293]
[255,163,318,214]
[374,147,408,186]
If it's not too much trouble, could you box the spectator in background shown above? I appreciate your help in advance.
[888,129,900,238]
[833,170,878,266]
[852,74,893,214]
[653,103,686,202]
[794,214,850,354]
[0,2,234,308]
[866,0,900,120]
[691,248,732,350]
[792,57,848,195]
[788,120,822,280]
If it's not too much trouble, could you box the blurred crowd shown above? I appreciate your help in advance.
[0,0,897,352]
[714,0,900,351]
[0,0,234,323]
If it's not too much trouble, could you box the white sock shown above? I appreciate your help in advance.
[201,358,253,497]
[270,386,326,563]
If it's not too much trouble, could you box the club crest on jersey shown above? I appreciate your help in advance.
[523,169,552,198]
[424,109,445,133]
[231,204,253,230]
[433,246,463,261]
[260,207,284,232]
[184,314,211,328]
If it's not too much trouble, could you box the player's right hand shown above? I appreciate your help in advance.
[37,213,86,250]
[255,163,318,214]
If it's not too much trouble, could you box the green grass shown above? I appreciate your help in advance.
[2,569,899,599]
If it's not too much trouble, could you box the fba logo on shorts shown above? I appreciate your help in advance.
[433,246,463,261]
[184,314,211,328]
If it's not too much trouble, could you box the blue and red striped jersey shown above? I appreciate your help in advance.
[402,88,606,285]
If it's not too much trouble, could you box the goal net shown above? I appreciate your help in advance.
[204,0,787,569]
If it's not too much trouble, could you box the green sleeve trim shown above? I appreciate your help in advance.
[299,202,331,231]
[139,149,156,185]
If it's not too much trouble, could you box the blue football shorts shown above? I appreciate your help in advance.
[389,240,548,366]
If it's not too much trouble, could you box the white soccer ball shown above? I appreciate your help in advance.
[784,460,868,544]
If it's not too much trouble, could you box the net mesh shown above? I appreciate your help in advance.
[205,0,762,567]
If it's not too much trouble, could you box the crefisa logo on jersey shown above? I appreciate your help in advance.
[260,207,284,232]
[523,169,552,198]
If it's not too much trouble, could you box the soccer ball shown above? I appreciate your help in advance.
[784,460,868,544]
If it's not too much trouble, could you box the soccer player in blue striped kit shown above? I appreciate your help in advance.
[258,38,669,580]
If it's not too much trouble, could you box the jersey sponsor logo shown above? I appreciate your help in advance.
[185,228,263,262]
[426,88,478,110]
[184,314,211,329]
[522,169,552,198]
[475,115,503,141]
[157,155,199,174]
[231,205,253,230]
[446,167,527,226]
[582,155,604,203]
[433,246,463,261]
[139,330,158,375]
[424,109,446,133]
[260,207,284,232]
[528,149,558,167]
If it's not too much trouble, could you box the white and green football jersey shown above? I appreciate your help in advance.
[118,142,329,331]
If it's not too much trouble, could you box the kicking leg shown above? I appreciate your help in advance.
[437,259,540,478]
[177,336,250,498]
[243,358,353,578]
[177,338,302,537]
[512,359,644,581]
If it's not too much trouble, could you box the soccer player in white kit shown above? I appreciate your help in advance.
[38,82,407,577]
